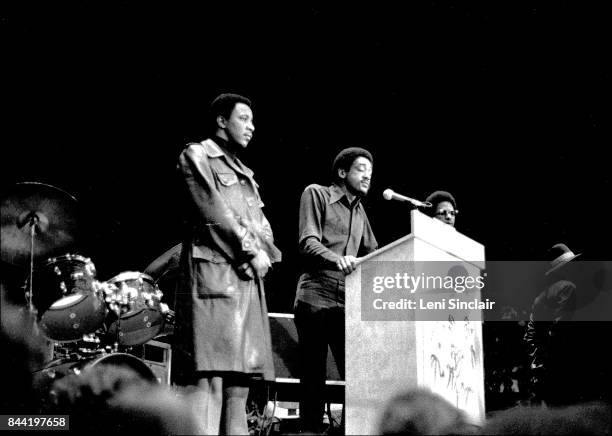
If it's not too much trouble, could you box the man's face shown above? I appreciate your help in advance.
[222,102,254,148]
[340,156,373,197]
[434,201,456,227]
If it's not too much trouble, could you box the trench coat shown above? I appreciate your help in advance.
[174,138,281,381]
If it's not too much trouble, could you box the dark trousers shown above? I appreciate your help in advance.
[294,300,345,432]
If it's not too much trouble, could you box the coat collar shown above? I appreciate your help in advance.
[201,138,254,178]
[200,138,225,158]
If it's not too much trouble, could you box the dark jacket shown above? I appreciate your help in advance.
[524,279,578,404]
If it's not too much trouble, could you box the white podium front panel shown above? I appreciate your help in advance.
[346,211,486,434]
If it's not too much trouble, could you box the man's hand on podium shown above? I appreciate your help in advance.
[336,255,359,275]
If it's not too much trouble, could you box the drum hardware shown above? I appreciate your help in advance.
[34,352,159,397]
[160,303,175,323]
[24,211,38,313]
[81,332,101,344]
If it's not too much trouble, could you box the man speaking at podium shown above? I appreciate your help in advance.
[293,147,378,433]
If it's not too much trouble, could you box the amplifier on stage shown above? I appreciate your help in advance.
[268,312,344,405]
[269,312,341,382]
[268,312,344,408]
[131,340,172,385]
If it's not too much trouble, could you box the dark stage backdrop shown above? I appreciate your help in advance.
[3,3,610,313]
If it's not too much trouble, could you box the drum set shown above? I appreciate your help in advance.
[1,182,175,383]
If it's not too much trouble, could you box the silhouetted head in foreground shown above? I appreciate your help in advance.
[482,402,611,435]
[49,364,198,434]
[378,388,477,435]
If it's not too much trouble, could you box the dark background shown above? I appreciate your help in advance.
[2,2,610,313]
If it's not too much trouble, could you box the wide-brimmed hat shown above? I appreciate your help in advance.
[545,243,582,276]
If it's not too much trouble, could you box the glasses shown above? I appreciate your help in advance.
[435,210,458,217]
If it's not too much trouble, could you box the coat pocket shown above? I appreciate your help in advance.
[215,172,243,211]
[194,259,239,299]
[216,172,239,187]
[192,245,226,263]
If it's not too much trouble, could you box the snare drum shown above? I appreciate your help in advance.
[104,272,164,346]
[33,254,107,342]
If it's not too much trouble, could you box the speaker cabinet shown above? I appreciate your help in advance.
[269,312,341,381]
[268,313,344,404]
[131,339,172,385]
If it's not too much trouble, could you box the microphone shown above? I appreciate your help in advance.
[382,189,432,208]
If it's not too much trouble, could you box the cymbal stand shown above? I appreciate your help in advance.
[22,213,51,350]
[113,323,121,354]
[26,213,39,314]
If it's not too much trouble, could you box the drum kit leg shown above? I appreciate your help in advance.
[1,182,174,385]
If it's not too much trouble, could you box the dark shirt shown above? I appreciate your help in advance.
[295,183,378,308]
[213,135,238,162]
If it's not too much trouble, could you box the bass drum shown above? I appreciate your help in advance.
[79,352,157,382]
[35,352,158,390]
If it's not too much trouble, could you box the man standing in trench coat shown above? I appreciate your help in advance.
[175,93,281,434]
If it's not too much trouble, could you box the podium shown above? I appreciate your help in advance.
[346,210,486,434]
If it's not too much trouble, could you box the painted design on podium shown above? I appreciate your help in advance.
[425,317,481,408]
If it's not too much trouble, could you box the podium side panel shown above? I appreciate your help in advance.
[346,241,418,435]
[413,238,486,425]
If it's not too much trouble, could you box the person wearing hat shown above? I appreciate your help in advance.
[523,243,581,406]
[293,147,378,433]
[425,190,458,227]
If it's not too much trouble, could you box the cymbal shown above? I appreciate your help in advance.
[143,243,182,281]
[1,182,78,266]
